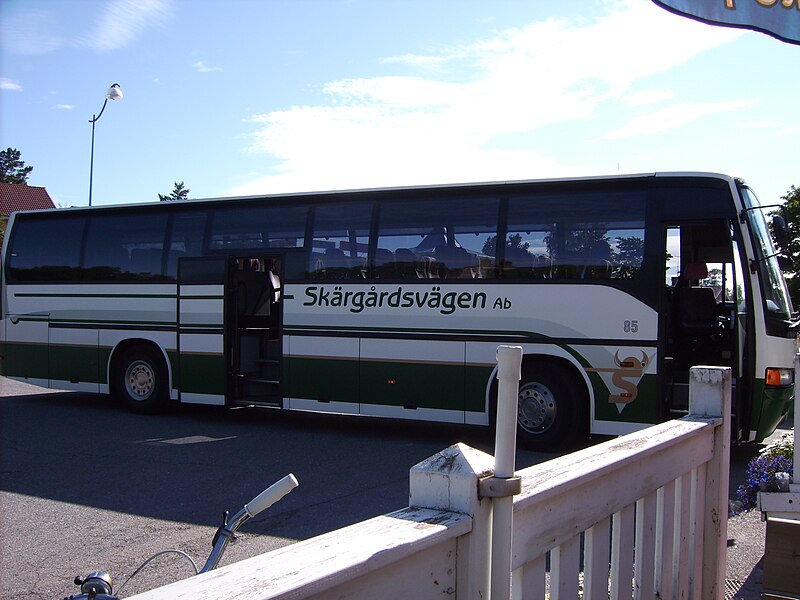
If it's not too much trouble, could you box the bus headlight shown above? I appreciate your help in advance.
[765,367,794,387]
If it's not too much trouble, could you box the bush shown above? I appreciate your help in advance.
[735,433,794,511]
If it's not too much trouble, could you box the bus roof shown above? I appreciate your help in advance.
[8,171,740,217]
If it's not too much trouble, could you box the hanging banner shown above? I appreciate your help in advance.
[652,0,800,45]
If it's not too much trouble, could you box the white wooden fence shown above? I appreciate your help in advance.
[128,365,731,600]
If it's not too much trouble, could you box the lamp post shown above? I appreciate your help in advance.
[88,83,123,207]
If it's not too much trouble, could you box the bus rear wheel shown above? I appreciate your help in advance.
[114,345,170,414]
[515,363,585,451]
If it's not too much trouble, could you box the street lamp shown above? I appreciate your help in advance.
[88,83,123,207]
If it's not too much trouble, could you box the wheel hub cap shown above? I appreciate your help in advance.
[127,362,154,400]
[517,382,556,433]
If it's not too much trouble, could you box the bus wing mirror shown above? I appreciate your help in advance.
[772,214,790,250]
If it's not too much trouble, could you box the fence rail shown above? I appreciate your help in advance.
[128,365,731,600]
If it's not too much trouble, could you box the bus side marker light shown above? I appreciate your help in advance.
[765,367,793,387]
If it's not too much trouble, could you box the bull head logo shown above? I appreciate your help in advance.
[609,350,649,404]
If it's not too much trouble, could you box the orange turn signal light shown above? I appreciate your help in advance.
[765,368,793,387]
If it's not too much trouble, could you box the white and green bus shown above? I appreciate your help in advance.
[1,173,795,449]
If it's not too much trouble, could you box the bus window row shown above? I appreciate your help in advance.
[5,189,646,283]
[306,235,642,281]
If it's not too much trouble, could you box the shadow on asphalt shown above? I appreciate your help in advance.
[0,390,558,540]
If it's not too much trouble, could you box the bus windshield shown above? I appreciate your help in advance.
[741,186,795,320]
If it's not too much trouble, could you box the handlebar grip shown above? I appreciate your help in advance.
[244,474,299,517]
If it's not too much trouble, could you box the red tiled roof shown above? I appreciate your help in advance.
[0,183,56,216]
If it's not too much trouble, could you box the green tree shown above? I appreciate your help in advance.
[481,233,531,256]
[614,235,645,278]
[774,185,800,309]
[545,227,608,259]
[159,181,189,201]
[0,147,33,184]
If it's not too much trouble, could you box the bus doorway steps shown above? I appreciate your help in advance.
[233,372,281,406]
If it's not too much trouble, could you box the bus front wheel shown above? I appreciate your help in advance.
[514,363,585,451]
[114,345,170,414]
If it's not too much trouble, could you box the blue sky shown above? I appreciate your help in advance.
[1,0,797,208]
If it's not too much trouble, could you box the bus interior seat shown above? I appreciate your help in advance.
[324,247,351,279]
[533,254,554,278]
[308,252,325,277]
[504,246,534,277]
[422,255,439,278]
[676,263,719,333]
[681,261,709,282]
[581,240,612,279]
[394,248,421,278]
[677,286,720,333]
[435,244,478,278]
[374,248,395,277]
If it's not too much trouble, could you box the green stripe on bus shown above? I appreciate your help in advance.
[1,341,50,379]
[1,342,102,383]
[178,353,226,395]
[50,319,176,326]
[14,293,177,299]
[285,356,491,412]
[284,323,550,339]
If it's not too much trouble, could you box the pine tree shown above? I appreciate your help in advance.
[159,181,189,201]
[0,148,33,184]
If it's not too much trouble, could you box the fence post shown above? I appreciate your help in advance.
[409,442,495,599]
[490,345,522,600]
[688,366,731,600]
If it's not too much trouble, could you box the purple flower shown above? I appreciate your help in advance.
[735,455,793,511]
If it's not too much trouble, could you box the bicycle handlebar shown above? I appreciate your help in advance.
[199,473,299,574]
[244,473,299,517]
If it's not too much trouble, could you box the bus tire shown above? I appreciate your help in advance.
[514,362,586,451]
[114,345,170,415]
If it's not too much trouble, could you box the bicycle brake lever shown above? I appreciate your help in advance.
[211,510,229,547]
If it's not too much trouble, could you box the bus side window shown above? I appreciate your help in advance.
[308,202,371,281]
[84,213,168,281]
[6,216,84,282]
[166,210,207,280]
[376,196,500,280]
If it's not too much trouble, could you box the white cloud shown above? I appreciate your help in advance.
[54,104,74,110]
[597,99,758,140]
[0,78,23,92]
[192,60,223,73]
[236,0,745,195]
[0,9,63,55]
[739,120,776,129]
[622,90,674,107]
[80,0,171,52]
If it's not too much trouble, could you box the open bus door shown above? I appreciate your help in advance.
[227,255,283,406]
[662,221,746,439]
